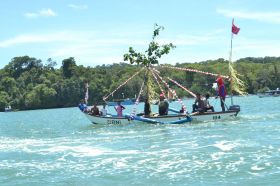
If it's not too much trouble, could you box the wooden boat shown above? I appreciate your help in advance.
[83,105,239,124]
[83,113,192,125]
[4,105,12,112]
[190,110,239,122]
[258,88,280,98]
[81,24,243,125]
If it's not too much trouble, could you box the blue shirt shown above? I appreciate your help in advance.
[78,103,87,111]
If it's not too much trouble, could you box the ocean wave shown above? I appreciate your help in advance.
[213,140,239,152]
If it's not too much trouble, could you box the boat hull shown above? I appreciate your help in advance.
[190,110,238,122]
[84,113,191,125]
[84,114,133,125]
[83,110,239,124]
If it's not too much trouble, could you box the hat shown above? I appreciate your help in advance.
[216,77,224,85]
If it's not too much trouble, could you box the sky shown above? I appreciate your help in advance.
[1,0,280,68]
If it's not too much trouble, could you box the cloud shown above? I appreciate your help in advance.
[0,32,77,48]
[233,38,280,59]
[24,8,57,18]
[2,29,279,66]
[217,8,280,24]
[68,4,88,10]
[0,31,146,48]
[0,29,229,66]
[0,30,137,65]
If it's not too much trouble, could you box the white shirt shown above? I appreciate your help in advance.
[101,108,107,116]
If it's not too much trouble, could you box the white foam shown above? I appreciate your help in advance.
[265,162,271,166]
[251,165,265,171]
[268,145,274,149]
[213,141,237,152]
[114,161,127,168]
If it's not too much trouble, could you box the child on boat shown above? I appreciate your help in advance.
[115,101,125,117]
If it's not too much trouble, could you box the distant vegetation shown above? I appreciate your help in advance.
[0,55,280,111]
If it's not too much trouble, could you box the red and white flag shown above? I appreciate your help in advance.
[232,22,240,35]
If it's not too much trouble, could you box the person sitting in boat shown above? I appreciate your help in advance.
[91,104,100,116]
[144,98,151,117]
[179,106,185,113]
[78,99,88,112]
[192,93,206,113]
[100,104,107,116]
[215,76,227,112]
[159,93,169,115]
[115,101,125,117]
[204,93,215,112]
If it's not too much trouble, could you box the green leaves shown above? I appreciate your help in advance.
[153,24,164,39]
[62,57,77,78]
[124,24,176,66]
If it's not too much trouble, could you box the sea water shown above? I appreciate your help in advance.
[0,95,280,186]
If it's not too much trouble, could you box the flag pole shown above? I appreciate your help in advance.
[229,18,234,105]
[85,82,89,105]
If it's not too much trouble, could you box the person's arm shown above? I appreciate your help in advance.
[216,87,220,98]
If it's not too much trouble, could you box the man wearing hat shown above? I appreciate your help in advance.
[216,76,227,112]
[158,93,169,115]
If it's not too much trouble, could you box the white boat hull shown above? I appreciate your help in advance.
[84,114,133,125]
[84,113,191,125]
[83,110,239,124]
[190,111,238,122]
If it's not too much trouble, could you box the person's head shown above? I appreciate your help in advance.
[196,93,201,99]
[159,93,164,101]
[80,99,85,103]
[216,76,224,86]
[205,93,210,99]
[93,104,97,108]
[117,101,121,105]
[145,98,149,103]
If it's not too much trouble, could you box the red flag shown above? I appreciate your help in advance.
[232,23,240,34]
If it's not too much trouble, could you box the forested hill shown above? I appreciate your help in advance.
[0,56,279,111]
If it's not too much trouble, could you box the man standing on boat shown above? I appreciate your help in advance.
[216,76,227,112]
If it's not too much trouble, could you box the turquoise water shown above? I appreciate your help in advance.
[0,96,280,186]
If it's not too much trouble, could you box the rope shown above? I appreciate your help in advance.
[103,67,144,101]
[150,68,166,99]
[152,69,188,114]
[131,81,145,116]
[160,65,229,79]
[167,77,196,98]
